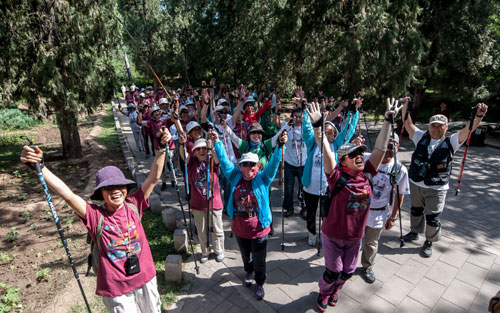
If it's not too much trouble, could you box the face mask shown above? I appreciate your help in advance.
[241,164,259,180]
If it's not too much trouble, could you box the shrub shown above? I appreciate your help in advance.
[0,109,38,130]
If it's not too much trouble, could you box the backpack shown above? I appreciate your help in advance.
[320,168,374,218]
[85,202,140,277]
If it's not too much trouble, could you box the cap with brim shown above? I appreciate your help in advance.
[247,123,265,135]
[239,152,259,164]
[90,166,136,200]
[140,92,146,98]
[187,121,201,134]
[179,105,189,113]
[192,139,207,151]
[244,97,256,106]
[324,121,339,138]
[429,114,448,125]
[214,105,230,112]
[127,104,136,110]
[159,98,168,105]
[217,98,228,106]
[337,143,368,160]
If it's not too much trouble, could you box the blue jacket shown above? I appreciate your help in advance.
[301,111,359,188]
[214,141,283,228]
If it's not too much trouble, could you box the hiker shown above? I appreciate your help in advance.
[137,95,155,158]
[20,129,173,313]
[125,88,134,105]
[179,136,224,263]
[211,128,287,300]
[401,100,488,257]
[307,100,401,311]
[359,134,410,284]
[120,104,144,152]
[301,100,360,246]
[120,84,126,98]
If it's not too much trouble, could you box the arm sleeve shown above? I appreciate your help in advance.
[253,99,272,120]
[270,121,291,148]
[224,125,243,148]
[334,111,359,147]
[302,112,316,148]
[214,141,236,180]
[261,144,283,185]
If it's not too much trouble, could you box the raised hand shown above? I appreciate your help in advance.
[386,98,403,119]
[20,145,43,165]
[239,85,248,98]
[210,77,216,87]
[178,132,187,144]
[157,128,172,145]
[476,103,488,116]
[305,101,323,124]
[279,130,288,145]
[351,135,365,146]
[201,88,210,104]
[208,129,219,142]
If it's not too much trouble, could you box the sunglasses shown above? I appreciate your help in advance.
[347,149,364,159]
[220,111,229,115]
[240,162,257,168]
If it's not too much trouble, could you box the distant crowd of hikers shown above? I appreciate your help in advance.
[21,80,487,312]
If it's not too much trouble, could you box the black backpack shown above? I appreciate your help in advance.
[85,202,140,276]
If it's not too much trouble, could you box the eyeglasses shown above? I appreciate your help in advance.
[347,149,363,159]
[240,162,257,168]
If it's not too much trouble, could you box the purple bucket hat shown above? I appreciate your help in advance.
[90,166,136,200]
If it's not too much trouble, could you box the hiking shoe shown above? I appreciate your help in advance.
[308,232,317,246]
[284,210,294,218]
[161,182,167,191]
[360,267,376,284]
[215,253,225,262]
[402,231,419,242]
[421,241,433,258]
[200,255,209,263]
[317,293,329,312]
[256,285,265,300]
[328,290,339,306]
[244,272,254,287]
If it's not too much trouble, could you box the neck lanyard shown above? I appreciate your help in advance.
[292,125,301,164]
[109,206,131,252]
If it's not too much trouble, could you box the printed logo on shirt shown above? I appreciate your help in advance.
[372,175,388,200]
[346,183,371,211]
[235,185,257,213]
[104,222,141,263]
[194,161,208,196]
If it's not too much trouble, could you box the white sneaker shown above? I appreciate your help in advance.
[215,253,225,262]
[308,233,317,246]
[200,255,209,263]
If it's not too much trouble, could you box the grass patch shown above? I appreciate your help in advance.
[0,132,36,169]
[95,105,120,151]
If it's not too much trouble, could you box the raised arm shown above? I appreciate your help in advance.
[458,103,488,144]
[141,129,171,198]
[326,100,347,122]
[369,98,402,171]
[400,97,416,139]
[20,146,87,218]
[307,102,337,175]
[261,139,285,185]
[224,123,243,148]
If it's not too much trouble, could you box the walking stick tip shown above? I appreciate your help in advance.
[455,189,460,196]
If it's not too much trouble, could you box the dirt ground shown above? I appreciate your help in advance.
[0,106,128,313]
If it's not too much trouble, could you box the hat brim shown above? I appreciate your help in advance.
[90,178,136,201]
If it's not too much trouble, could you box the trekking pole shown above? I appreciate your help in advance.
[317,118,325,256]
[161,127,187,227]
[183,143,200,274]
[20,136,92,313]
[388,114,405,248]
[455,107,477,196]
[206,147,213,250]
[280,142,285,251]
[114,15,173,102]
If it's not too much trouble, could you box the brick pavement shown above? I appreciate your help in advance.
[115,101,500,312]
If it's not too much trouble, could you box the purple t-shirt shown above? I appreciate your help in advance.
[322,161,377,241]
[232,179,270,239]
[81,188,156,297]
[187,156,223,211]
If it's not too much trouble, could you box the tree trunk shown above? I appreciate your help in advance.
[55,104,83,159]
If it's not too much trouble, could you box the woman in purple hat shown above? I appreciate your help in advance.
[20,129,172,313]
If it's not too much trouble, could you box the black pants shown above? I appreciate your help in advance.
[304,191,327,235]
[235,235,268,286]
[282,162,305,213]
[143,133,155,156]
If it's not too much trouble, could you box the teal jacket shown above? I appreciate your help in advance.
[214,140,283,228]
[301,111,359,188]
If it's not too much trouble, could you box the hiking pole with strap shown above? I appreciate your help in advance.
[161,127,188,228]
[455,106,477,196]
[388,113,404,248]
[317,117,325,256]
[205,146,213,250]
[21,136,92,313]
[280,142,285,251]
[183,143,200,274]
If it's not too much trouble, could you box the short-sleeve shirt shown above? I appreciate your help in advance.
[232,179,270,239]
[187,156,223,211]
[364,153,410,229]
[322,161,378,241]
[81,188,156,297]
[410,129,463,190]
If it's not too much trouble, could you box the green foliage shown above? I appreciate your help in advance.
[0,282,22,313]
[35,268,50,283]
[95,104,121,150]
[0,109,38,130]
[6,227,19,243]
[20,211,32,221]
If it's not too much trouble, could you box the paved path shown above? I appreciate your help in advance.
[115,101,500,313]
